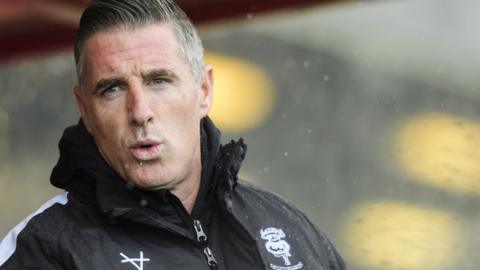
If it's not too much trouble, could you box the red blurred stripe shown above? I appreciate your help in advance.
[0,0,336,63]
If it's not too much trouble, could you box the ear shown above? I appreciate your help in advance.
[198,64,214,118]
[73,86,92,134]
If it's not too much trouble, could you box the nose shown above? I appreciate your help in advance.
[127,86,154,126]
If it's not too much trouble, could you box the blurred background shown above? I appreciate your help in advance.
[1,0,480,269]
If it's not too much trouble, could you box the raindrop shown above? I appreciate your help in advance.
[140,199,148,207]
[323,75,330,82]
[284,152,288,157]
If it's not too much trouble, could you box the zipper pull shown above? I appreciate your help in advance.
[194,220,217,269]
[193,220,207,242]
[203,247,218,269]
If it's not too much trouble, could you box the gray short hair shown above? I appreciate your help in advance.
[74,0,204,87]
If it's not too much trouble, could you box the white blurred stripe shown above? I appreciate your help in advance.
[0,192,69,266]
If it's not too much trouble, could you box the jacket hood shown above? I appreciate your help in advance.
[50,119,116,188]
[51,117,225,188]
[50,117,247,217]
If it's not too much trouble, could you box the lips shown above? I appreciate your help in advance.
[129,139,163,161]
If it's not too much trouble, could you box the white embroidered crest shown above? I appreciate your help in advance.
[120,251,150,270]
[260,227,304,270]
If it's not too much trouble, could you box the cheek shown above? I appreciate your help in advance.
[161,101,200,150]
[90,113,115,140]
[88,106,127,154]
[89,100,126,132]
[92,121,119,154]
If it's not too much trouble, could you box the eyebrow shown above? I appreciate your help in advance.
[141,69,179,82]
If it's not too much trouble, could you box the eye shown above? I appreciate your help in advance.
[152,78,167,85]
[100,85,122,97]
[148,77,171,90]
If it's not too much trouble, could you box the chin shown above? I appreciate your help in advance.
[128,170,172,190]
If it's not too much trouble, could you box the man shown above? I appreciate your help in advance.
[0,0,345,269]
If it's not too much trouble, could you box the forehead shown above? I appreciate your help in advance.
[82,23,186,79]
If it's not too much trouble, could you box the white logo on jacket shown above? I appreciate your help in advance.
[260,227,304,270]
[120,251,150,270]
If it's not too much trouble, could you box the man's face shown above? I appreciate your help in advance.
[74,23,213,190]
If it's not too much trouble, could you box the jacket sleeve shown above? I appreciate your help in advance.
[0,193,70,269]
[0,228,63,270]
[316,229,346,270]
[292,207,345,270]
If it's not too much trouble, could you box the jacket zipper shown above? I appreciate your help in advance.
[194,219,218,269]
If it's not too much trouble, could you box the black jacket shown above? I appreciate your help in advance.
[0,118,345,270]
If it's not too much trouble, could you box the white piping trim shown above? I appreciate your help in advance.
[0,192,69,266]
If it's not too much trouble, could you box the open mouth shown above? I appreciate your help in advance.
[130,140,162,161]
[139,144,154,149]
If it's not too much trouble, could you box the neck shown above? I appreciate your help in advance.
[170,149,202,214]
[171,177,200,214]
